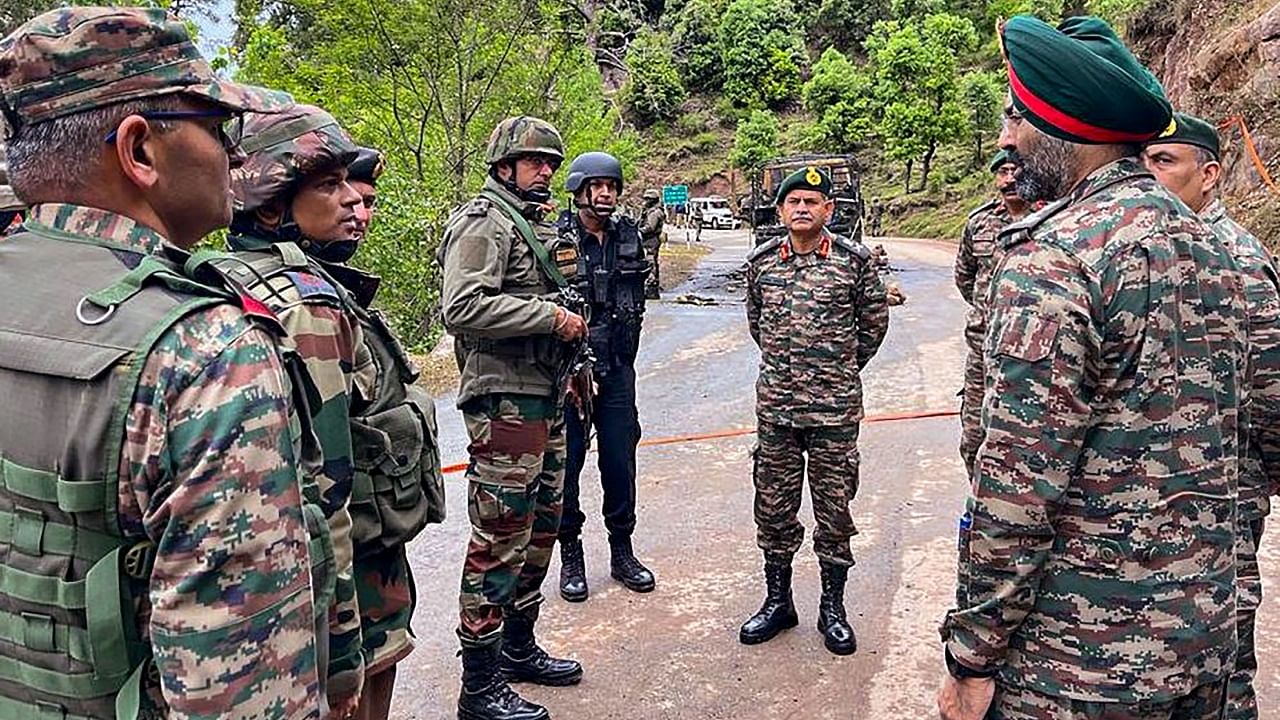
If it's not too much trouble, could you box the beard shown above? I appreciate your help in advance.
[1008,132,1078,203]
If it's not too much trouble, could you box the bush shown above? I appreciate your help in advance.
[672,0,727,92]
[730,109,779,171]
[622,30,687,127]
[719,0,808,109]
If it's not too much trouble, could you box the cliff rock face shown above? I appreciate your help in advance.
[1130,0,1280,240]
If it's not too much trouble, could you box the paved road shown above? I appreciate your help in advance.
[394,229,1278,718]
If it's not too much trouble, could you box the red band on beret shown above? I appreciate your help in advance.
[1008,62,1159,144]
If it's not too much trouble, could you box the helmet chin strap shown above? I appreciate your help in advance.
[493,166,552,204]
[574,188,615,219]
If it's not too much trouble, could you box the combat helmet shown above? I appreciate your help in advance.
[348,146,385,185]
[484,116,564,166]
[232,104,358,213]
[565,151,623,194]
[643,188,660,202]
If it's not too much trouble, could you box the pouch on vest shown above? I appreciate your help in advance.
[349,387,445,555]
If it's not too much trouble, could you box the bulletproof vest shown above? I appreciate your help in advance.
[0,229,238,720]
[343,297,446,557]
[562,214,648,373]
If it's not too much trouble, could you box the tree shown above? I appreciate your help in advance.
[730,109,778,171]
[866,12,977,191]
[718,0,807,108]
[236,0,632,348]
[671,0,726,93]
[622,30,687,127]
[986,0,1064,23]
[803,48,875,152]
[959,70,1004,168]
[806,0,889,53]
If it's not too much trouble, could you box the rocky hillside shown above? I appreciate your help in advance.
[1130,0,1280,243]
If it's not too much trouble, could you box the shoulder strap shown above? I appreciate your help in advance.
[480,189,568,289]
[968,198,999,220]
[831,234,869,261]
[747,237,783,263]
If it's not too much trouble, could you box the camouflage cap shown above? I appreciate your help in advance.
[232,104,358,213]
[0,7,292,138]
[484,115,564,165]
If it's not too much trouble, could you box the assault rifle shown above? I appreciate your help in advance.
[554,285,596,422]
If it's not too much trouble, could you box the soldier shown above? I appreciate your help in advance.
[1143,112,1280,720]
[555,152,656,604]
[219,105,368,714]
[640,188,665,299]
[868,199,884,237]
[939,16,1246,720]
[741,166,889,656]
[0,7,323,719]
[342,146,447,720]
[954,150,1033,481]
[437,116,588,720]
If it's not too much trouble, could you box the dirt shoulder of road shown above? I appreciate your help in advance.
[412,242,713,396]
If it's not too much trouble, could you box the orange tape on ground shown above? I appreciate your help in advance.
[440,408,960,475]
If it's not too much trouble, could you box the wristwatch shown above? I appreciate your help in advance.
[945,646,998,680]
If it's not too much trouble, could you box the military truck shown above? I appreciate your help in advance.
[747,154,861,244]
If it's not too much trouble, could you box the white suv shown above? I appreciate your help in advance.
[689,197,740,229]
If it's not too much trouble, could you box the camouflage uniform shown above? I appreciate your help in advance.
[439,174,571,646]
[954,198,1014,477]
[640,196,665,298]
[1203,198,1280,720]
[942,159,1247,713]
[0,8,319,719]
[745,231,889,565]
[221,106,366,702]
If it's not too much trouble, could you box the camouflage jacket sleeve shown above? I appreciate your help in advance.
[955,217,979,304]
[1240,249,1280,493]
[855,251,889,369]
[276,299,365,700]
[943,238,1101,672]
[120,306,321,719]
[439,209,560,339]
[746,259,762,347]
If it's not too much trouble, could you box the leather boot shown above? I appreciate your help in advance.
[558,538,589,603]
[739,554,798,645]
[609,535,656,593]
[457,644,548,720]
[500,607,584,686]
[817,561,857,656]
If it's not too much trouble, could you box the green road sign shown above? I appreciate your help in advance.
[662,184,689,205]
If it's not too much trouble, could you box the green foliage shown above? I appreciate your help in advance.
[866,11,977,190]
[730,109,779,171]
[985,0,1064,23]
[959,69,1004,166]
[1085,0,1153,26]
[671,0,726,92]
[803,48,875,152]
[719,0,807,108]
[236,0,632,348]
[623,29,687,127]
[806,0,889,52]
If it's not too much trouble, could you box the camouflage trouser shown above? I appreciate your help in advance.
[355,544,416,676]
[457,393,565,647]
[753,421,858,567]
[959,344,985,479]
[644,242,661,298]
[988,680,1228,720]
[1227,516,1266,720]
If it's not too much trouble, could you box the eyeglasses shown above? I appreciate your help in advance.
[515,153,562,172]
[104,110,244,153]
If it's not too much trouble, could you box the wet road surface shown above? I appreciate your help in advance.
[395,229,1280,719]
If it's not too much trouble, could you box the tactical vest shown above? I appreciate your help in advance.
[346,304,446,556]
[0,229,280,720]
[215,244,444,556]
[559,213,648,374]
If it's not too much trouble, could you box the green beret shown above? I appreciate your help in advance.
[989,150,1012,172]
[775,166,833,205]
[1144,112,1220,160]
[1001,15,1172,145]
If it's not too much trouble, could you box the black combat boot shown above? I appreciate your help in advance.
[739,554,799,645]
[500,607,584,686]
[559,538,589,603]
[609,535,656,592]
[458,644,548,720]
[817,561,857,656]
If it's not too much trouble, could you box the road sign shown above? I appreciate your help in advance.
[662,184,689,205]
